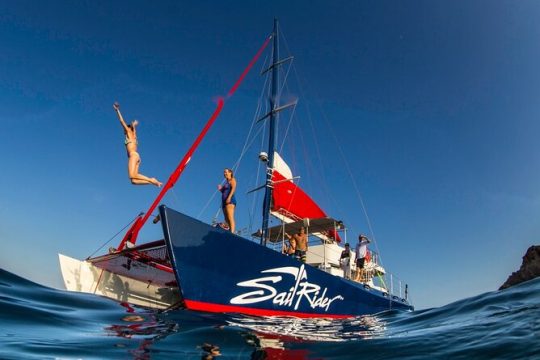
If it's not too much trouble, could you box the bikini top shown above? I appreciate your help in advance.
[125,137,138,146]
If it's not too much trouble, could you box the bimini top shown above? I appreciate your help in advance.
[253,217,345,243]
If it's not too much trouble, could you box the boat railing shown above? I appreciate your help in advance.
[266,236,410,303]
[363,268,409,301]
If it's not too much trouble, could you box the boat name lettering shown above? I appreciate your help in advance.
[230,265,344,311]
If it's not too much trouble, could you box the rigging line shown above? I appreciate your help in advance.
[279,101,297,153]
[293,105,316,197]
[196,124,265,220]
[86,214,142,259]
[248,57,273,232]
[277,51,350,237]
[197,52,270,221]
[249,118,267,233]
[196,91,266,220]
[213,207,221,224]
[278,77,298,153]
[277,58,293,101]
[231,59,271,173]
[277,26,300,155]
[286,56,365,234]
[170,188,181,208]
[237,125,265,165]
[284,64,335,217]
[281,26,351,232]
[314,89,383,266]
[306,98,334,215]
[196,190,219,220]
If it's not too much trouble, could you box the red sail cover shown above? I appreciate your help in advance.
[271,163,341,242]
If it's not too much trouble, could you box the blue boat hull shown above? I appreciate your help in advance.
[159,205,413,318]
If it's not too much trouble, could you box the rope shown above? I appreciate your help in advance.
[315,98,383,266]
[280,26,380,260]
[197,190,220,220]
[231,50,270,172]
[196,51,270,221]
[248,114,267,233]
[278,96,297,153]
[283,57,341,220]
[170,188,181,208]
[278,56,293,102]
[86,214,143,259]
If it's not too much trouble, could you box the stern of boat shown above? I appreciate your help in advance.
[58,253,181,309]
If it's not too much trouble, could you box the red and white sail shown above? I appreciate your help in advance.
[270,152,341,242]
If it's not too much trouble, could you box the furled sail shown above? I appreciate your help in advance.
[270,152,341,242]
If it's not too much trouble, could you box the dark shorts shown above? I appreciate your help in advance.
[356,257,365,269]
[295,250,307,262]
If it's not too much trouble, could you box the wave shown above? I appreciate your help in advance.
[0,268,538,359]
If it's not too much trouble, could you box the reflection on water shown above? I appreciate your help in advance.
[226,313,387,342]
[102,302,387,359]
[199,343,222,359]
[105,305,179,359]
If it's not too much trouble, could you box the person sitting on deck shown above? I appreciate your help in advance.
[113,102,162,187]
[354,234,371,282]
[218,168,237,234]
[286,226,308,263]
[340,243,352,279]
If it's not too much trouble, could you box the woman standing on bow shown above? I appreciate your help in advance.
[218,168,237,234]
[113,102,162,187]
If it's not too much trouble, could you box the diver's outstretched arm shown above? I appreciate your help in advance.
[113,102,130,132]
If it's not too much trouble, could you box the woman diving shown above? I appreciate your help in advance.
[113,102,162,187]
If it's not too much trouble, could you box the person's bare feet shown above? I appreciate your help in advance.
[151,178,163,187]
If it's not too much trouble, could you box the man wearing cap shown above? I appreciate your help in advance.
[354,234,371,282]
[340,243,352,279]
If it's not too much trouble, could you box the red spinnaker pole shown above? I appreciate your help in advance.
[118,36,271,250]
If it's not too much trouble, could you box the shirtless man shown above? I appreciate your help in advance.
[113,102,162,187]
[286,226,308,263]
[282,235,296,256]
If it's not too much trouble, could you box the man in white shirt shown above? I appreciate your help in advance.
[354,234,371,282]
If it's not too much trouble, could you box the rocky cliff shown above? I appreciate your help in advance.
[500,245,540,290]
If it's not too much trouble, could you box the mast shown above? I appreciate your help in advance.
[261,19,280,246]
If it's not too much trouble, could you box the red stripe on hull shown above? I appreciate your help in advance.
[184,299,353,319]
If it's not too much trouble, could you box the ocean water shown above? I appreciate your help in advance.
[0,269,539,360]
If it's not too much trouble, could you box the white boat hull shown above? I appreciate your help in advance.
[58,253,180,309]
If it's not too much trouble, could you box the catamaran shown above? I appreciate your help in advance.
[59,20,413,318]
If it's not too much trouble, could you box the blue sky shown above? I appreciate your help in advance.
[1,1,540,310]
